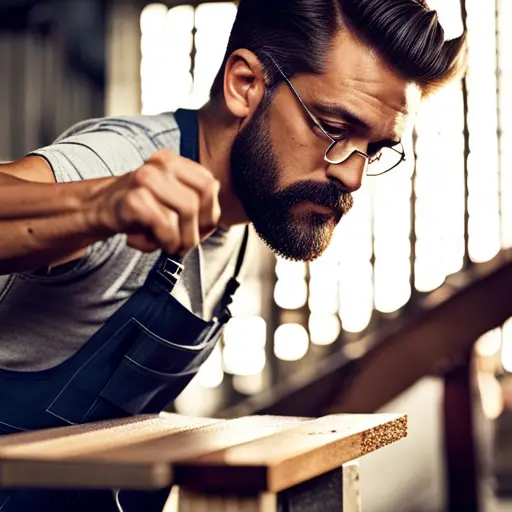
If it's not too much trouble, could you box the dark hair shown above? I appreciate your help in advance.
[210,0,467,98]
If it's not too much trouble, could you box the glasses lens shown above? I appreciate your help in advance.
[366,146,404,176]
[325,139,352,164]
[325,141,405,175]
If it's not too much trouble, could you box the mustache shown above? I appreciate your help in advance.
[273,180,354,218]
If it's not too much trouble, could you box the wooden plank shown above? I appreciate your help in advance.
[0,414,218,489]
[0,458,169,490]
[0,414,405,492]
[0,416,306,489]
[0,414,219,453]
[174,414,406,493]
[0,416,305,462]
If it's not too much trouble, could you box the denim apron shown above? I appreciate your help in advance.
[0,109,248,511]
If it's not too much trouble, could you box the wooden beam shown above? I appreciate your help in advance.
[443,352,481,512]
[219,250,512,418]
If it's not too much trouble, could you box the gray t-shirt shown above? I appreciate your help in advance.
[0,112,243,371]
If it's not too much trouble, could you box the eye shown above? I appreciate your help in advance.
[319,121,349,139]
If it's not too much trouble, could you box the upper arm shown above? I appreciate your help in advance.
[0,155,56,184]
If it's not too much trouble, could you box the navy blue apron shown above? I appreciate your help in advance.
[0,109,248,511]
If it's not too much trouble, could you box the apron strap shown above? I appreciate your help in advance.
[155,109,250,320]
[234,225,250,279]
[211,225,249,325]
[153,109,200,294]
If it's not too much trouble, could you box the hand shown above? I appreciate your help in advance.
[88,149,221,255]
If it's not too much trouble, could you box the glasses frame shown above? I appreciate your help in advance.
[266,54,406,177]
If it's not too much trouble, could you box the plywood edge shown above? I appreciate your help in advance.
[359,414,407,455]
[268,414,407,492]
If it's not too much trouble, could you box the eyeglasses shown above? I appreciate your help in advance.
[266,55,406,177]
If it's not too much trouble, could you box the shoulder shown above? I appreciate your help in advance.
[55,111,181,159]
[29,112,182,182]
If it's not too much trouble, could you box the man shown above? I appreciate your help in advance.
[0,0,466,509]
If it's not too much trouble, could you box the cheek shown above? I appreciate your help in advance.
[267,98,326,184]
[279,146,322,184]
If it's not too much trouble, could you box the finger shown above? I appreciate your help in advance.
[142,153,221,235]
[126,232,160,253]
[160,176,201,254]
[133,165,201,252]
[173,166,221,237]
[120,187,182,255]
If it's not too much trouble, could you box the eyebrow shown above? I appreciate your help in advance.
[312,102,402,146]
[313,102,372,130]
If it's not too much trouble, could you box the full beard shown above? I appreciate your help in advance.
[230,97,353,262]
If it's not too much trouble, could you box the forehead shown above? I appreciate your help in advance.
[295,29,422,139]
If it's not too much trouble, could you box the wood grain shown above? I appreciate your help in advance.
[0,414,219,455]
[1,416,306,462]
[0,415,306,489]
[0,413,406,491]
[0,414,218,489]
[175,414,406,493]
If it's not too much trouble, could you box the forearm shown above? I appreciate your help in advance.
[0,172,113,274]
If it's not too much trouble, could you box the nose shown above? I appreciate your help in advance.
[326,152,367,193]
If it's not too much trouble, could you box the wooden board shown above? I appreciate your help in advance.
[175,414,406,493]
[0,413,407,492]
[0,413,218,489]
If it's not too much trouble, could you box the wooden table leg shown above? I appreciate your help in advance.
[342,462,361,512]
[175,462,360,512]
[443,351,481,512]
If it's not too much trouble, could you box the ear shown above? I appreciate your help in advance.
[223,49,266,120]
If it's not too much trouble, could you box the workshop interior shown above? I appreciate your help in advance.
[0,0,511,510]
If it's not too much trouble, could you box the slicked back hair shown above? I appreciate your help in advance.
[210,0,467,98]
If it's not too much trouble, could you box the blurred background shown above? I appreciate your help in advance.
[1,0,512,510]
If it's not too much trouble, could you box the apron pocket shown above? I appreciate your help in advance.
[82,319,219,421]
[127,318,215,374]
[83,356,197,420]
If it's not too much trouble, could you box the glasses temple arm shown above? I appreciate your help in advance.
[265,54,335,143]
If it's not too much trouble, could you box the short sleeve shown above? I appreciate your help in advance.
[21,114,180,278]
[28,123,159,183]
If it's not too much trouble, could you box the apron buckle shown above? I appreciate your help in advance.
[157,256,184,291]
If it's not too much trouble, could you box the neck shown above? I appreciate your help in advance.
[197,101,249,228]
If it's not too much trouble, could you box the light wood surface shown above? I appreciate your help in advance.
[0,413,406,491]
[174,414,405,493]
